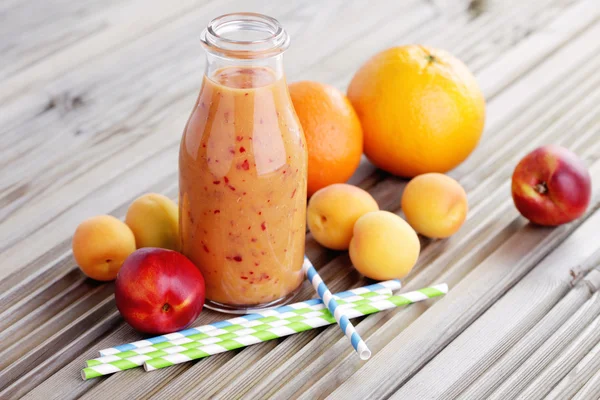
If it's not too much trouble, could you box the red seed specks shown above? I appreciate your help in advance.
[254,262,260,266]
[204,186,208,191]
[213,180,220,185]
[233,256,243,262]
[251,238,257,242]
[237,160,250,170]
[227,184,236,191]
[247,226,251,230]
[203,244,210,253]
[258,211,262,215]
[249,271,254,275]
[201,101,206,108]
[239,146,246,153]
[291,188,297,198]
[260,273,270,281]
[244,92,249,96]
[261,251,266,255]
[229,148,235,155]
[214,210,220,214]
[224,176,229,184]
[236,135,243,142]
[261,222,267,231]
[202,143,206,148]
[241,276,248,280]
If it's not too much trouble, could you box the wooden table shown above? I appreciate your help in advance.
[2,0,600,398]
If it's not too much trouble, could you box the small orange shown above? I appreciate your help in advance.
[347,45,486,178]
[289,81,363,196]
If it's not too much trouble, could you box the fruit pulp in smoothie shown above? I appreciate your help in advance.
[179,66,307,307]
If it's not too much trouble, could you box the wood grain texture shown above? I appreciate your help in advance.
[519,316,600,399]
[2,0,600,398]
[490,294,600,399]
[391,218,600,400]
[551,318,600,395]
[573,366,600,400]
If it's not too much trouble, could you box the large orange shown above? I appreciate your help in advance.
[347,45,486,177]
[289,81,363,196]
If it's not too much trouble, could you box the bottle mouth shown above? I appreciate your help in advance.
[201,13,290,59]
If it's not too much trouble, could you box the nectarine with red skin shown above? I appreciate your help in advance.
[115,248,205,334]
[511,145,591,226]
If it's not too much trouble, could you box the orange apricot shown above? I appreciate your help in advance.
[72,215,136,281]
[401,173,468,238]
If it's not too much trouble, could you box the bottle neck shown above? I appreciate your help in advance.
[204,52,285,83]
[201,13,289,84]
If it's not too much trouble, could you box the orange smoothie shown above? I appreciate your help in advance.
[179,66,307,308]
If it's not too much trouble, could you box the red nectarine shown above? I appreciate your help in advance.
[511,145,591,226]
[115,248,205,334]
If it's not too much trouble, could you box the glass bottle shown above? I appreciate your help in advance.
[179,13,307,313]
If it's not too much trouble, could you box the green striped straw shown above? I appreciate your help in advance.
[85,290,390,367]
[142,284,448,372]
[98,279,402,357]
[81,290,392,379]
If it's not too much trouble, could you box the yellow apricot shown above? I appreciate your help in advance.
[401,173,468,238]
[125,193,180,251]
[349,211,420,280]
[72,215,136,281]
[307,184,379,250]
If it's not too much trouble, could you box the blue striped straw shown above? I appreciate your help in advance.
[302,255,371,360]
[99,276,400,356]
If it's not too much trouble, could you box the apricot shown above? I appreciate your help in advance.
[125,193,180,251]
[349,211,420,280]
[307,184,379,250]
[72,215,136,281]
[401,173,468,238]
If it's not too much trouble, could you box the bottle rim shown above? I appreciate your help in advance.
[201,13,290,59]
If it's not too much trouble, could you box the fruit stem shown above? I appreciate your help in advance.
[425,54,436,64]
[535,182,548,195]
[162,303,171,312]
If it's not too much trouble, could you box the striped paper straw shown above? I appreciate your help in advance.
[142,284,448,372]
[98,279,401,357]
[81,288,401,379]
[85,290,391,367]
[302,256,371,360]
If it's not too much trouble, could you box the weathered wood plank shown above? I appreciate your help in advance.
[0,0,123,80]
[541,329,600,399]
[573,366,600,400]
[390,237,600,399]
[485,289,600,399]
[546,343,600,400]
[459,270,600,398]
